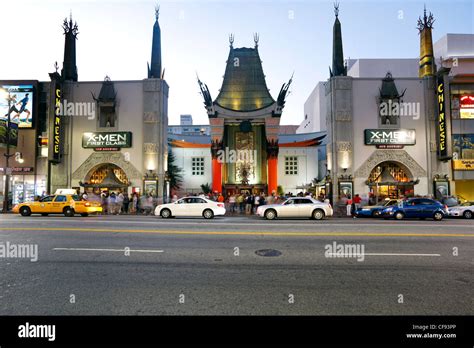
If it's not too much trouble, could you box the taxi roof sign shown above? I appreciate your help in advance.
[54,189,78,195]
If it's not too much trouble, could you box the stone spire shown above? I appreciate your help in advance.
[417,5,436,78]
[61,13,79,81]
[330,2,347,77]
[148,5,162,78]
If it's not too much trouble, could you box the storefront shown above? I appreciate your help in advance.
[449,82,474,201]
[0,168,46,207]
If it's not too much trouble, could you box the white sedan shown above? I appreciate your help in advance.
[256,197,333,220]
[448,202,474,219]
[154,197,226,219]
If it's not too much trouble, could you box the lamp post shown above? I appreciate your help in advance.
[2,88,14,213]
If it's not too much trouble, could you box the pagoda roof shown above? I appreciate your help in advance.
[214,46,276,112]
[379,72,406,99]
[97,77,116,102]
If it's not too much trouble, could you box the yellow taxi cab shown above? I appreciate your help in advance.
[12,189,102,217]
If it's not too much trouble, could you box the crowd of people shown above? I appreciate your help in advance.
[80,191,160,215]
[78,190,328,216]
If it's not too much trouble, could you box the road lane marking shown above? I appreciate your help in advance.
[2,227,473,238]
[1,218,472,229]
[327,253,441,257]
[53,247,164,253]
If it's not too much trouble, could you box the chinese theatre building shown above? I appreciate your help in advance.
[40,9,169,199]
[190,35,324,195]
[320,5,454,206]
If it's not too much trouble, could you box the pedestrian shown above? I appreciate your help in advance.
[353,194,362,212]
[116,192,124,215]
[108,192,116,215]
[346,195,353,217]
[101,192,108,215]
[254,194,261,213]
[217,193,225,203]
[123,193,130,214]
[237,193,244,213]
[229,194,236,213]
[245,194,252,214]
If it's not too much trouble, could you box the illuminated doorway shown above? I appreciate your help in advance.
[367,161,416,204]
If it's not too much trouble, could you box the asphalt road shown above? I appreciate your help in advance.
[0,214,472,315]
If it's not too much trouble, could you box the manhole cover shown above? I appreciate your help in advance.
[255,249,282,257]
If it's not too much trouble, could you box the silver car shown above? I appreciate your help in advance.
[448,201,474,219]
[256,197,333,220]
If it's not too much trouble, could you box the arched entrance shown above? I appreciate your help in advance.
[367,161,417,203]
[83,163,129,194]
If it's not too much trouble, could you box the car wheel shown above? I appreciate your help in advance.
[433,212,444,221]
[64,207,75,217]
[264,209,277,220]
[80,213,89,217]
[371,210,378,217]
[20,207,31,217]
[312,209,325,220]
[203,209,214,219]
[41,213,48,216]
[394,212,404,220]
[160,209,172,219]
[463,210,473,219]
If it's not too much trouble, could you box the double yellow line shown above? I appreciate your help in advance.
[1,227,473,238]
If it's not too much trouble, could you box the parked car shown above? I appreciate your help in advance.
[154,196,226,219]
[448,202,474,219]
[256,197,333,220]
[380,198,448,221]
[439,196,462,208]
[12,193,102,217]
[355,199,399,218]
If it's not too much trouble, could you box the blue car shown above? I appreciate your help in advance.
[355,199,399,218]
[381,198,448,221]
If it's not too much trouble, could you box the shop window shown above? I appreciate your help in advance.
[453,134,474,160]
[285,156,298,175]
[191,157,205,176]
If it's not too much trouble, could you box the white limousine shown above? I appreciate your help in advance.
[154,197,226,219]
[256,197,333,220]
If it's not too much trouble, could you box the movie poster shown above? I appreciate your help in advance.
[0,84,34,129]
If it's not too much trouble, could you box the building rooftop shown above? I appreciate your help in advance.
[214,46,275,112]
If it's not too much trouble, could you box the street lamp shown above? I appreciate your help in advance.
[1,88,15,213]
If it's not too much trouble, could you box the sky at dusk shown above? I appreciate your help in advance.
[0,0,472,126]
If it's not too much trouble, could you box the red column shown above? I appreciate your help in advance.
[212,158,222,193]
[267,157,278,195]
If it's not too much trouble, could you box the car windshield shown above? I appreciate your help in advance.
[444,197,459,207]
[72,195,81,201]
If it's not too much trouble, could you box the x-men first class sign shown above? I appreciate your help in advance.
[82,132,132,148]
